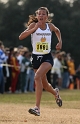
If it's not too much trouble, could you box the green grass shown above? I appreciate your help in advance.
[0,90,80,104]
[61,89,80,101]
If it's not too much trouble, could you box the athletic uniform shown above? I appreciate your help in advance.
[28,23,62,116]
[31,23,53,69]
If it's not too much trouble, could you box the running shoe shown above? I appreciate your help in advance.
[28,107,40,116]
[55,88,62,107]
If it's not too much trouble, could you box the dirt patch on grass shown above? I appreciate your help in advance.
[0,103,80,124]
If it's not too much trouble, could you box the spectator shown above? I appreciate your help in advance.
[3,48,10,92]
[76,65,80,89]
[20,50,30,93]
[11,50,20,93]
[16,47,24,92]
[7,47,14,92]
[51,51,62,89]
[61,52,69,89]
[67,57,76,89]
[0,41,6,94]
[25,52,35,92]
[51,50,57,88]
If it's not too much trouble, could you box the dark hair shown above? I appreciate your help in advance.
[0,41,3,47]
[23,51,29,56]
[36,7,49,16]
[9,47,14,52]
[27,7,52,26]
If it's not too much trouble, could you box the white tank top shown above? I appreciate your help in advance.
[31,23,52,55]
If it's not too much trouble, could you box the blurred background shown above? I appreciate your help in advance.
[0,0,80,66]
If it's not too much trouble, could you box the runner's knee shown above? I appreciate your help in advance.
[34,72,41,81]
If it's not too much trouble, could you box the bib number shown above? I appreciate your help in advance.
[36,42,48,52]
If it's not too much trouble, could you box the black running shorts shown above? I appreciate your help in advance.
[31,52,53,69]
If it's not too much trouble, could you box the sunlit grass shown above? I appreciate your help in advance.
[0,90,80,102]
[0,90,80,109]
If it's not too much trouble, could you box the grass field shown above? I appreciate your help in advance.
[0,89,80,124]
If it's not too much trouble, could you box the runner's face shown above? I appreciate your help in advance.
[36,9,48,23]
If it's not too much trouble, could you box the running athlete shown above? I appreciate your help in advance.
[19,7,62,116]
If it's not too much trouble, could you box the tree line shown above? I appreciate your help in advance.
[0,0,80,67]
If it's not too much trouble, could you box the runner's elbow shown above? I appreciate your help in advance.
[19,34,22,40]
[19,34,23,40]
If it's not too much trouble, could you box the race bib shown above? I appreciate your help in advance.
[36,42,49,52]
